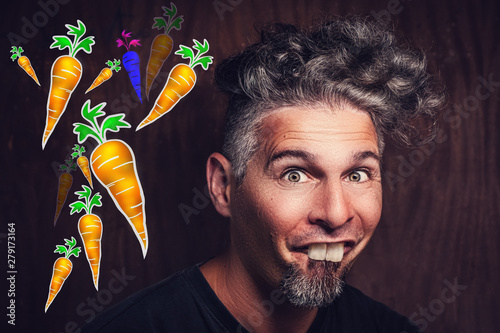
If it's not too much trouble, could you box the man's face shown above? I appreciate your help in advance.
[228,104,382,305]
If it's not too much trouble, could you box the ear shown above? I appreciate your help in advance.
[206,152,233,218]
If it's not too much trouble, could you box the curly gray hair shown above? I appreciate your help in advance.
[215,16,444,183]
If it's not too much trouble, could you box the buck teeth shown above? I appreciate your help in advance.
[308,243,344,262]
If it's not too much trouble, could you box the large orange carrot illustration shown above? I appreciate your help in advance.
[137,39,213,131]
[43,20,95,149]
[85,59,121,94]
[10,46,40,86]
[45,237,81,312]
[69,185,103,290]
[73,100,148,257]
[54,159,77,226]
[72,144,93,188]
[145,3,183,99]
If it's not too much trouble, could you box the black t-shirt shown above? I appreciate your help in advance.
[81,264,419,332]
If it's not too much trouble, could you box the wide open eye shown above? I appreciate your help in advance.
[284,170,307,183]
[346,170,370,182]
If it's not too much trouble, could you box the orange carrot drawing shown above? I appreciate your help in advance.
[45,237,81,312]
[137,39,213,131]
[73,100,148,257]
[72,144,93,188]
[69,185,103,290]
[145,3,183,99]
[10,46,40,86]
[54,159,77,226]
[42,20,95,149]
[85,59,121,94]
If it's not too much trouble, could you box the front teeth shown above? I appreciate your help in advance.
[308,243,344,262]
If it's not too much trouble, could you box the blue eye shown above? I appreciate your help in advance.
[347,170,369,182]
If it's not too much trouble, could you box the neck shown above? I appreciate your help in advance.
[200,249,318,333]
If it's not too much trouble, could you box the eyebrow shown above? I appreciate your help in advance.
[265,149,315,170]
[351,150,382,165]
[265,149,381,170]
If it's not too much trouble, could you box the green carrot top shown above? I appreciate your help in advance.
[54,237,81,259]
[50,20,95,58]
[153,2,183,35]
[71,144,86,159]
[73,100,130,145]
[69,185,102,216]
[106,59,121,72]
[10,46,25,61]
[175,39,213,70]
[59,159,77,173]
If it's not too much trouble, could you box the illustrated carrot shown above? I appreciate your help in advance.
[137,39,213,131]
[117,31,142,103]
[54,159,77,226]
[69,185,103,290]
[43,20,95,149]
[73,100,148,257]
[45,237,81,312]
[10,46,40,86]
[86,59,121,94]
[145,3,183,99]
[71,144,93,188]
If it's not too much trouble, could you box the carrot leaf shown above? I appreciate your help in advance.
[66,21,85,38]
[129,40,141,48]
[74,36,95,55]
[163,3,177,18]
[88,193,103,213]
[73,100,106,145]
[176,39,213,70]
[74,123,101,145]
[71,144,85,159]
[68,247,81,259]
[10,46,23,61]
[168,16,184,33]
[51,20,94,57]
[122,30,132,39]
[69,201,87,215]
[100,114,131,141]
[152,17,167,31]
[116,38,128,50]
[192,56,213,71]
[50,36,73,53]
[193,39,209,54]
[175,45,194,62]
[54,236,81,259]
[70,185,102,215]
[54,245,68,256]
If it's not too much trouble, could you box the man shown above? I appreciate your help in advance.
[82,16,443,332]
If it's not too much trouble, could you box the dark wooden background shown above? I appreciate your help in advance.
[2,0,498,332]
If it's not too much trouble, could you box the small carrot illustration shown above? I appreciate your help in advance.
[145,3,183,99]
[85,59,121,94]
[73,100,148,257]
[54,159,77,226]
[117,30,142,103]
[43,20,95,149]
[137,39,213,131]
[10,46,40,86]
[69,185,103,290]
[45,237,81,312]
[71,144,93,188]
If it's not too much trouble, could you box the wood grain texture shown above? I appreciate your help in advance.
[2,0,498,331]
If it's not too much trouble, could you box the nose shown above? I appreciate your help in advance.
[308,180,354,231]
